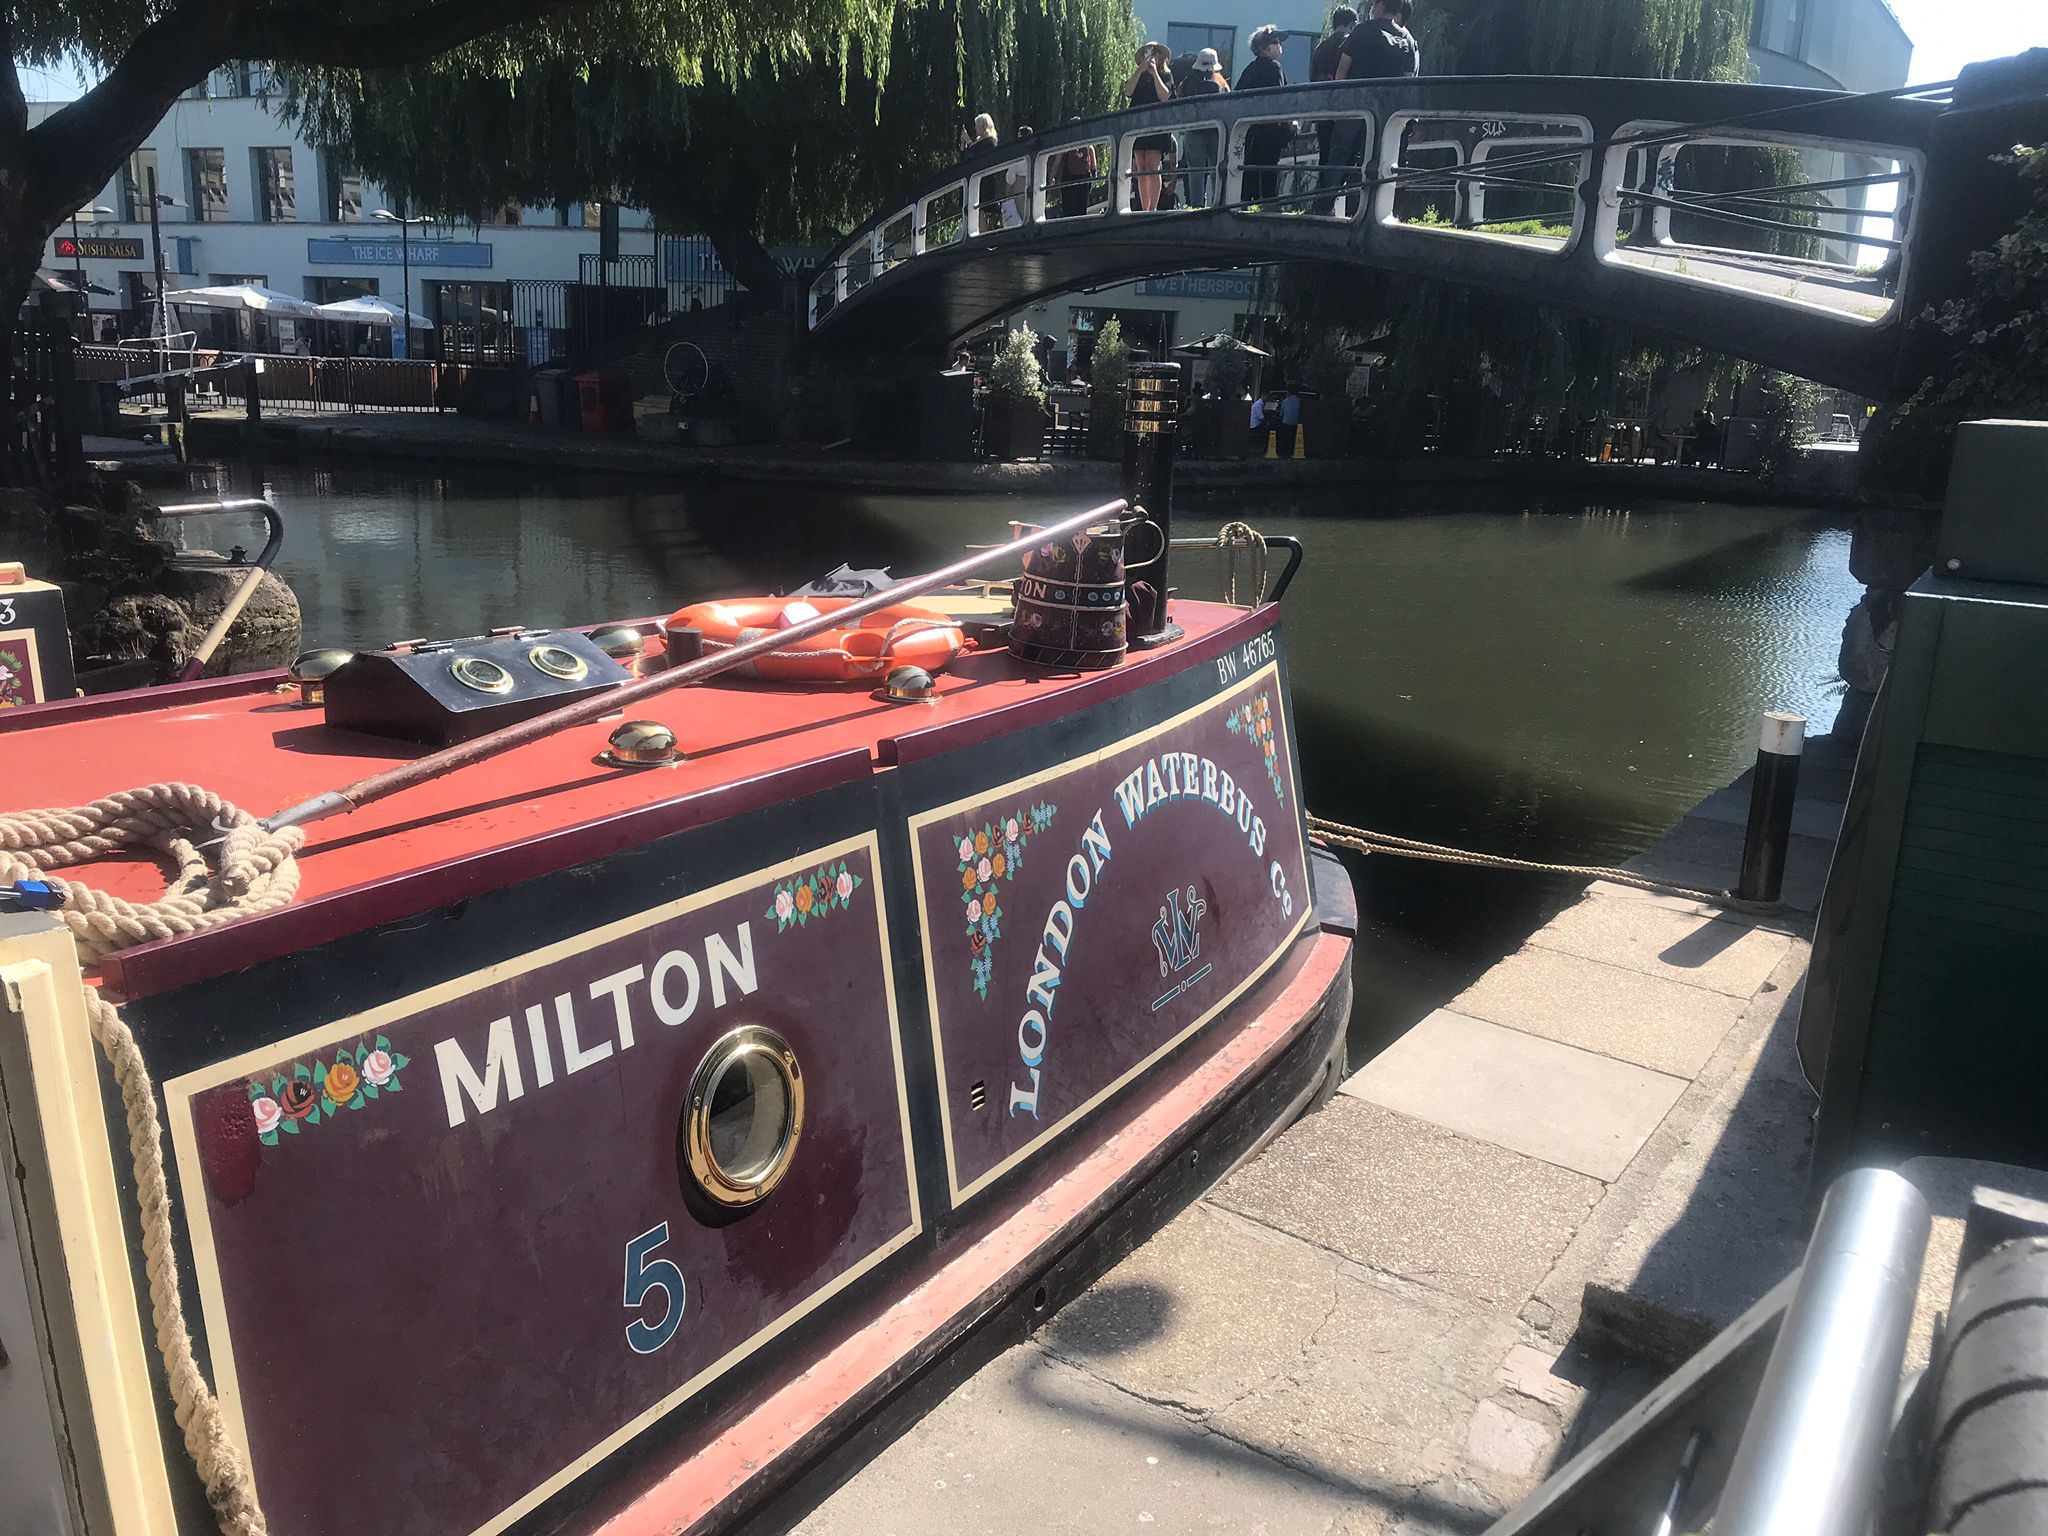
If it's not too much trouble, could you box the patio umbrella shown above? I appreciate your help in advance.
[313,295,437,330]
[1172,331,1272,358]
[164,283,321,318]
[33,269,114,296]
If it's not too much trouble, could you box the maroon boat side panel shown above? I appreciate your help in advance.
[161,837,917,1536]
[0,667,286,730]
[909,656,1310,1205]
[101,750,875,1002]
[878,606,1280,767]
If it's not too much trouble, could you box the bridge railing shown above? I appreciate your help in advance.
[806,76,1949,373]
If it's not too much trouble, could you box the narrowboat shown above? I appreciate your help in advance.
[0,494,1354,1536]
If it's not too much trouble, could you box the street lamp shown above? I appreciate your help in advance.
[69,204,114,332]
[372,204,432,358]
[143,169,184,351]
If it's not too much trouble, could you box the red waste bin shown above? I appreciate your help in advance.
[577,370,634,432]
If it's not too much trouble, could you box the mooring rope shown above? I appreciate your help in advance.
[1305,813,1729,902]
[0,785,295,1536]
[1215,520,1271,609]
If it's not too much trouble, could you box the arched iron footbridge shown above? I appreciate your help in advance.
[806,64,2048,399]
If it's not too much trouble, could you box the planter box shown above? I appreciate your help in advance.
[981,398,1048,461]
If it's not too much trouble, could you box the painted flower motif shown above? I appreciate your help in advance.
[280,1079,319,1121]
[775,889,795,922]
[974,830,990,856]
[991,851,1007,879]
[323,1060,361,1106]
[1005,817,1020,840]
[1241,703,1255,726]
[362,1049,395,1087]
[968,896,983,922]
[836,869,854,901]
[1224,691,1288,805]
[954,803,1056,998]
[765,859,864,932]
[970,929,986,956]
[958,836,976,861]
[962,865,978,890]
[251,1096,283,1136]
[976,856,992,881]
[795,883,815,914]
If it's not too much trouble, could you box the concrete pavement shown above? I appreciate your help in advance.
[794,738,1854,1533]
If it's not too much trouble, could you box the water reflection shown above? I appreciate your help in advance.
[237,461,1856,1055]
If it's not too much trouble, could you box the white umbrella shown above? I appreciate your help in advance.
[313,295,436,330]
[164,283,321,318]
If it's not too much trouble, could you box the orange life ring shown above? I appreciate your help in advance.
[665,597,965,683]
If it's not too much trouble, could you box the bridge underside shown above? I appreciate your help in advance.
[809,219,1907,400]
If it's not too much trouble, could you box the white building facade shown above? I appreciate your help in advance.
[33,65,668,357]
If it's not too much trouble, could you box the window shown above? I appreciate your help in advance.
[308,276,379,304]
[428,280,513,363]
[122,149,159,222]
[186,148,227,221]
[1167,22,1236,76]
[255,148,295,222]
[323,156,363,223]
[581,201,605,228]
[487,203,524,226]
[207,62,272,98]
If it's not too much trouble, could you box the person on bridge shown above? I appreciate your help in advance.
[1328,0,1417,212]
[1310,7,1359,215]
[1124,43,1177,212]
[1236,27,1290,207]
[1056,124,1100,219]
[1173,48,1230,209]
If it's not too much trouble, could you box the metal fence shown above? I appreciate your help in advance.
[75,345,517,416]
[5,324,84,487]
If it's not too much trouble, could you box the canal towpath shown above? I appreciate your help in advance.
[789,734,1856,1535]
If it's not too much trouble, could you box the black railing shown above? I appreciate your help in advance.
[5,325,84,488]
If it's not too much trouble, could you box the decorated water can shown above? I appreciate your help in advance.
[1008,523,1128,670]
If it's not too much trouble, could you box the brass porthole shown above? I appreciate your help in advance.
[449,655,514,694]
[683,1026,804,1208]
[528,643,590,682]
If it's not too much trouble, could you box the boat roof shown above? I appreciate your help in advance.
[4,600,1266,999]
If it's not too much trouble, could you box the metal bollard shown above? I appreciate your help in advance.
[1736,711,1804,904]
[1713,1168,1931,1536]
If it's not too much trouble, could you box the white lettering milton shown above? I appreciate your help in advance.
[435,921,759,1128]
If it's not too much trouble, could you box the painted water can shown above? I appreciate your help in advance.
[1008,524,1127,670]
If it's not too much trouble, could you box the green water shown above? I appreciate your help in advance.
[209,462,1856,1051]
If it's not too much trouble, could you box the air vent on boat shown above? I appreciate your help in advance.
[970,1080,987,1111]
[320,628,632,746]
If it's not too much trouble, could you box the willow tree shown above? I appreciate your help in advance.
[287,0,1137,292]
[1280,0,1813,446]
[5,1,918,349]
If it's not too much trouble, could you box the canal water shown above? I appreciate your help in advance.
[233,462,1856,1056]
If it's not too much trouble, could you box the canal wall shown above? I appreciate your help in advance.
[181,407,1895,509]
[794,735,1861,1534]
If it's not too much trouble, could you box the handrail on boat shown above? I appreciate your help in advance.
[146,497,287,683]
[1169,534,1305,603]
[262,498,1133,833]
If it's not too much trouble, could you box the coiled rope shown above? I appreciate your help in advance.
[0,785,298,1536]
[1306,813,1728,902]
[1215,520,1271,609]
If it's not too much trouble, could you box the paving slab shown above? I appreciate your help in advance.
[1687,782,1846,843]
[1342,1010,1688,1182]
[1623,822,1835,914]
[1447,946,1749,1079]
[1577,971,1815,1367]
[1530,897,1795,999]
[1213,1097,1603,1308]
[791,1343,1366,1536]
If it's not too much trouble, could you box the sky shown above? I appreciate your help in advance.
[15,2,2048,103]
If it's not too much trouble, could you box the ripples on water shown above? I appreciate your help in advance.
[233,462,1857,1052]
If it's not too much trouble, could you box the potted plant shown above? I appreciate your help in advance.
[1296,336,1356,459]
[981,327,1049,460]
[1193,337,1253,459]
[1086,317,1129,460]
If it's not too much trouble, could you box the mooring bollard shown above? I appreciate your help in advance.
[1737,711,1805,904]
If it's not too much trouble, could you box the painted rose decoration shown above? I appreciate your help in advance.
[957,802,1056,998]
[766,858,865,932]
[247,1035,411,1147]
[1223,690,1287,803]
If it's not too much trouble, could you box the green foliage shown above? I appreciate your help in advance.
[1087,317,1129,457]
[1748,370,1823,481]
[1300,335,1352,400]
[284,0,1138,274]
[1871,145,2048,497]
[987,326,1047,408]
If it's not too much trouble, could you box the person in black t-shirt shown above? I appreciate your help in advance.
[1310,7,1358,214]
[1235,26,1289,205]
[1328,1,1417,211]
